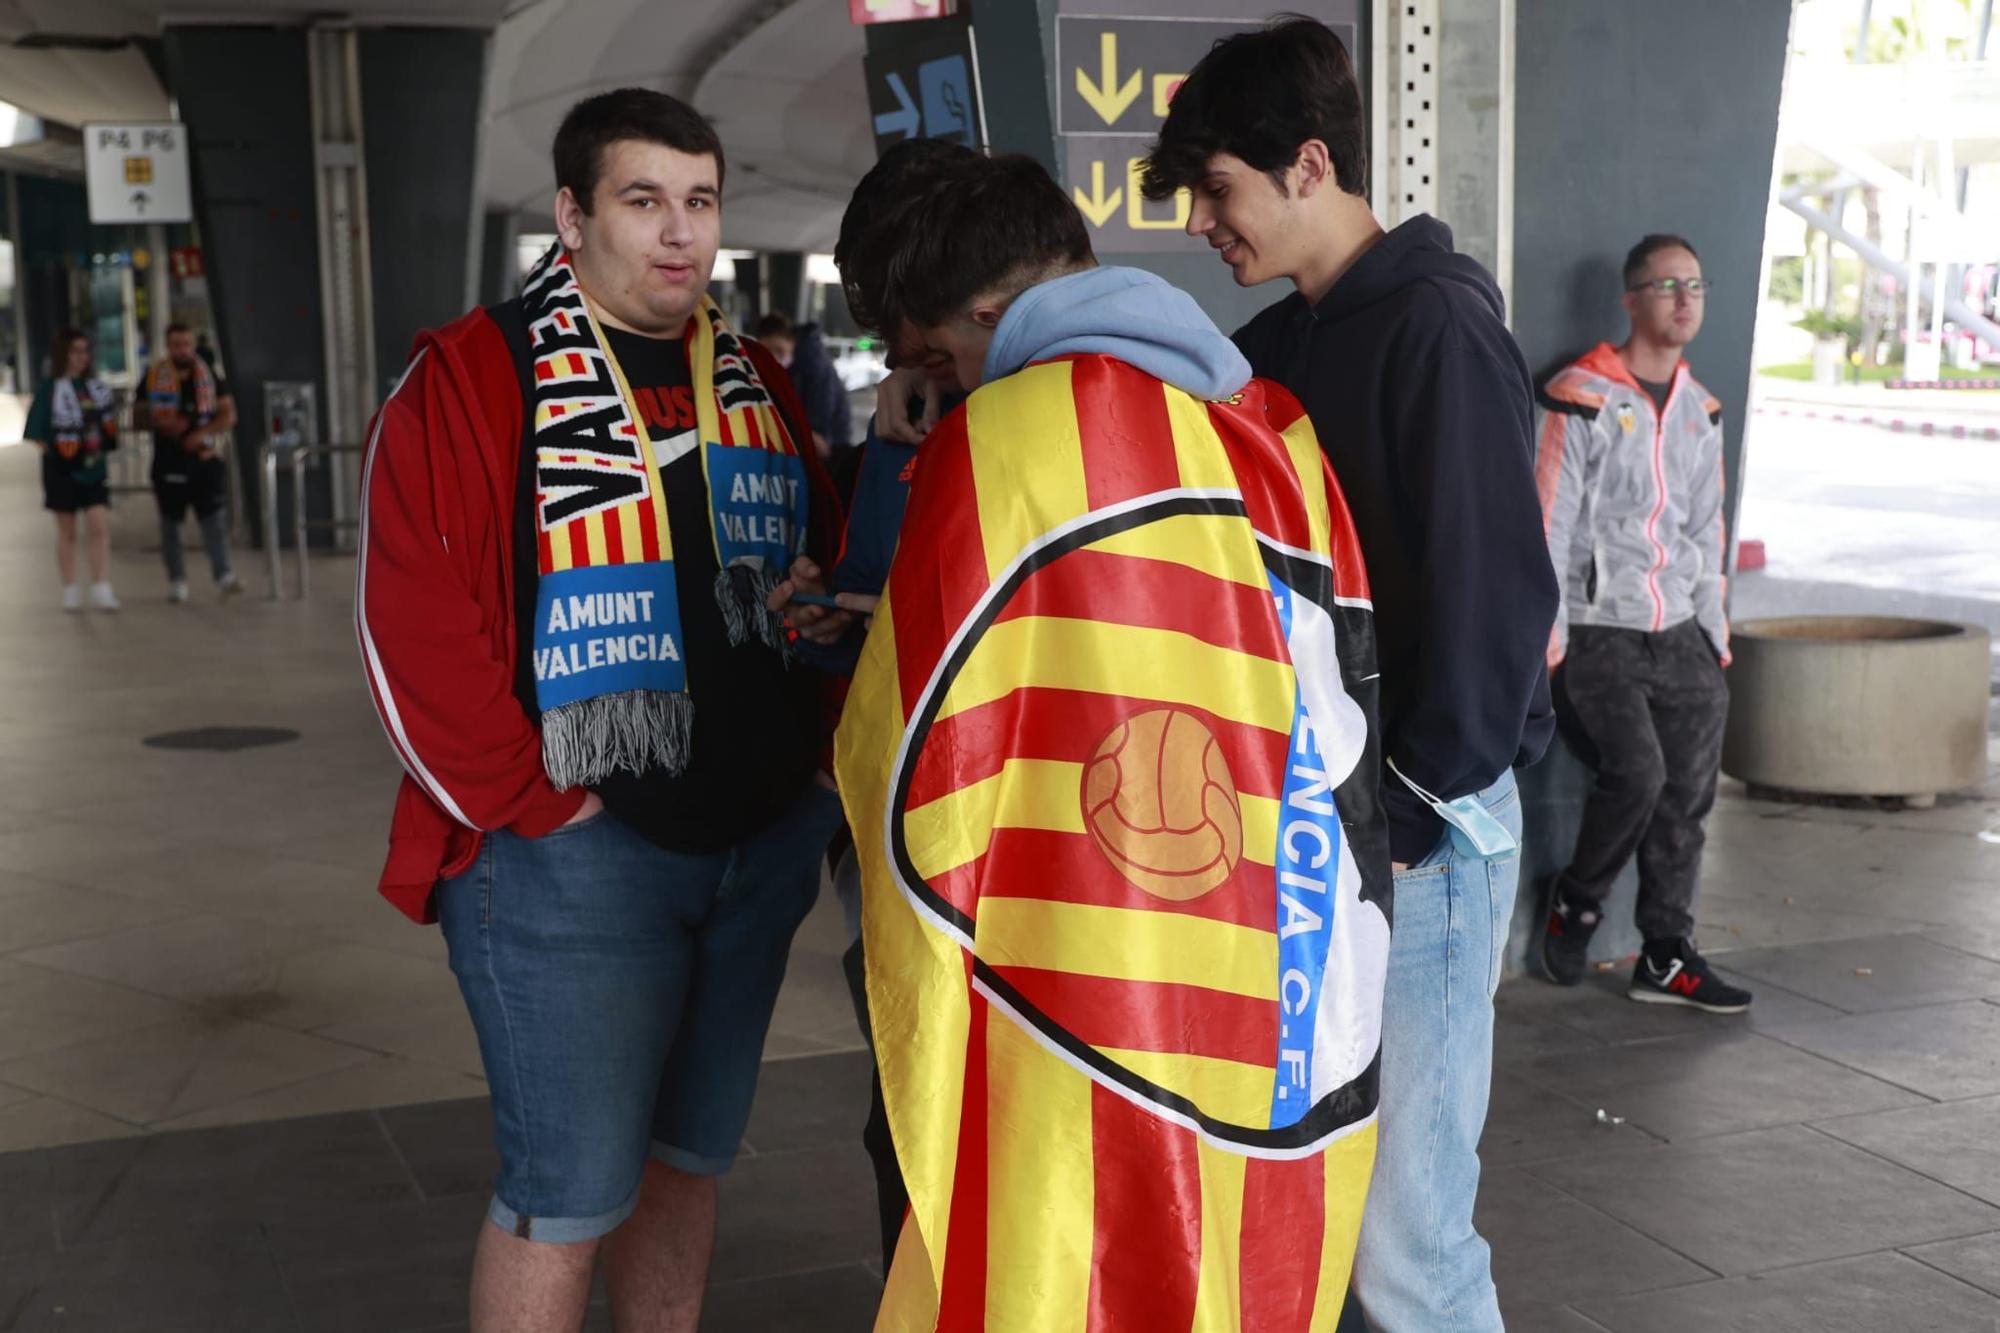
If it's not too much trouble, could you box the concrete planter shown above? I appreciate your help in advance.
[1722,616,1991,800]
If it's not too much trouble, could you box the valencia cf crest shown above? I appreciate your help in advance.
[884,493,1390,1156]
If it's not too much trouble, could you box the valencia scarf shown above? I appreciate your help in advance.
[143,354,217,425]
[49,376,115,479]
[520,244,808,789]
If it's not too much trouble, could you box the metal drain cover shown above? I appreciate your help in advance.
[143,726,301,752]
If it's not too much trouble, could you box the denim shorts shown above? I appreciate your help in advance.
[437,780,842,1243]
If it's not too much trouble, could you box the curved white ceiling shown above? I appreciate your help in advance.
[0,0,511,39]
[482,0,872,252]
[1,0,875,252]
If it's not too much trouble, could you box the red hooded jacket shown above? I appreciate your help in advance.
[356,305,836,923]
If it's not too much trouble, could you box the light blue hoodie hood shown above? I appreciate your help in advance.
[981,265,1252,399]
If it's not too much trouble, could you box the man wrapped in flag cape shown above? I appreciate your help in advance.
[828,153,1393,1331]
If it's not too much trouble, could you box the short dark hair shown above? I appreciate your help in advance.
[50,327,88,376]
[165,321,191,338]
[852,153,1093,335]
[1140,16,1366,201]
[752,313,794,340]
[1624,234,1700,288]
[553,88,724,215]
[834,137,984,332]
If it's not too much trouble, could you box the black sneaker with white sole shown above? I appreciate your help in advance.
[1540,879,1601,987]
[1628,939,1753,1013]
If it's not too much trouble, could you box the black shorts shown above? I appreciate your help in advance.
[153,459,229,522]
[43,467,110,514]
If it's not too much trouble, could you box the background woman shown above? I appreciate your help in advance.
[23,329,120,611]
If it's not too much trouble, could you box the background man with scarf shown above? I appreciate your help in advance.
[142,322,242,602]
[355,89,839,1333]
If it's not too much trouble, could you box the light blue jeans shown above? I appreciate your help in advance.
[1353,769,1522,1332]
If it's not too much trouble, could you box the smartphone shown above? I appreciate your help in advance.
[787,591,843,609]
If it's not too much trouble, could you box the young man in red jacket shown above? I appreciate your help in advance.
[356,89,840,1332]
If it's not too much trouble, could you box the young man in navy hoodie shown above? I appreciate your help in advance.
[1144,19,1558,1332]
[764,136,976,1271]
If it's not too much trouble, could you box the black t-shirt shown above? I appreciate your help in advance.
[150,362,229,483]
[511,323,820,851]
[1637,376,1672,414]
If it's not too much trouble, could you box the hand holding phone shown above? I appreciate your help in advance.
[763,557,853,645]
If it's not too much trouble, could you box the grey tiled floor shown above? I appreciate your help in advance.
[5,440,2000,1328]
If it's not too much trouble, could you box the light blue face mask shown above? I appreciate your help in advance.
[1386,758,1520,860]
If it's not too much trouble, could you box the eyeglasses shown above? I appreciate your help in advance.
[1628,278,1710,299]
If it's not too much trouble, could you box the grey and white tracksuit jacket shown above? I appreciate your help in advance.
[1535,342,1731,666]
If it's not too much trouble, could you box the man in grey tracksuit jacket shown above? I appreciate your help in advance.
[1534,233,1752,1014]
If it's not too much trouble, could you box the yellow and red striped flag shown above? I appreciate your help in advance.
[835,354,1393,1333]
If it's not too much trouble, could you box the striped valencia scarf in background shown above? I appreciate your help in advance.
[144,352,216,425]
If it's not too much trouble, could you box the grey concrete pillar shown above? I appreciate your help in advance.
[968,0,1059,167]
[164,25,324,549]
[735,252,765,325]
[6,172,28,393]
[166,23,489,551]
[145,223,170,368]
[1507,0,1793,975]
[479,208,519,308]
[359,26,487,376]
[765,251,808,324]
[1436,0,1511,298]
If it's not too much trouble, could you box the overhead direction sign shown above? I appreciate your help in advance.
[863,11,985,154]
[84,122,193,226]
[1056,16,1242,137]
[1055,10,1360,251]
[1056,16,1248,251]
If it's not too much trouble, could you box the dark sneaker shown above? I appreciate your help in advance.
[1540,880,1601,986]
[1629,940,1753,1013]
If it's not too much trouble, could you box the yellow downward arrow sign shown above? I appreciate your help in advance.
[1076,32,1142,125]
[1072,160,1122,227]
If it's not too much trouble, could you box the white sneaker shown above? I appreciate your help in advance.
[169,581,190,603]
[88,582,120,612]
[218,573,243,599]
[61,584,82,613]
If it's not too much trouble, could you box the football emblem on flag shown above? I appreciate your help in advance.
[1082,708,1243,901]
[879,487,1385,1151]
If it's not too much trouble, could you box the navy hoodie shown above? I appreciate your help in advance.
[1234,216,1557,863]
[787,322,853,449]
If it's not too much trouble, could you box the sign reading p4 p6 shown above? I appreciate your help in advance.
[1056,2,1363,252]
[84,123,194,226]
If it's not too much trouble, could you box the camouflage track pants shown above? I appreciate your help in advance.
[1556,619,1730,942]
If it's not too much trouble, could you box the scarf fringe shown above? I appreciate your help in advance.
[714,564,795,660]
[523,245,802,783]
[540,690,694,789]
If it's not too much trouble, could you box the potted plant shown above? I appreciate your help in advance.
[1795,310,1861,386]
